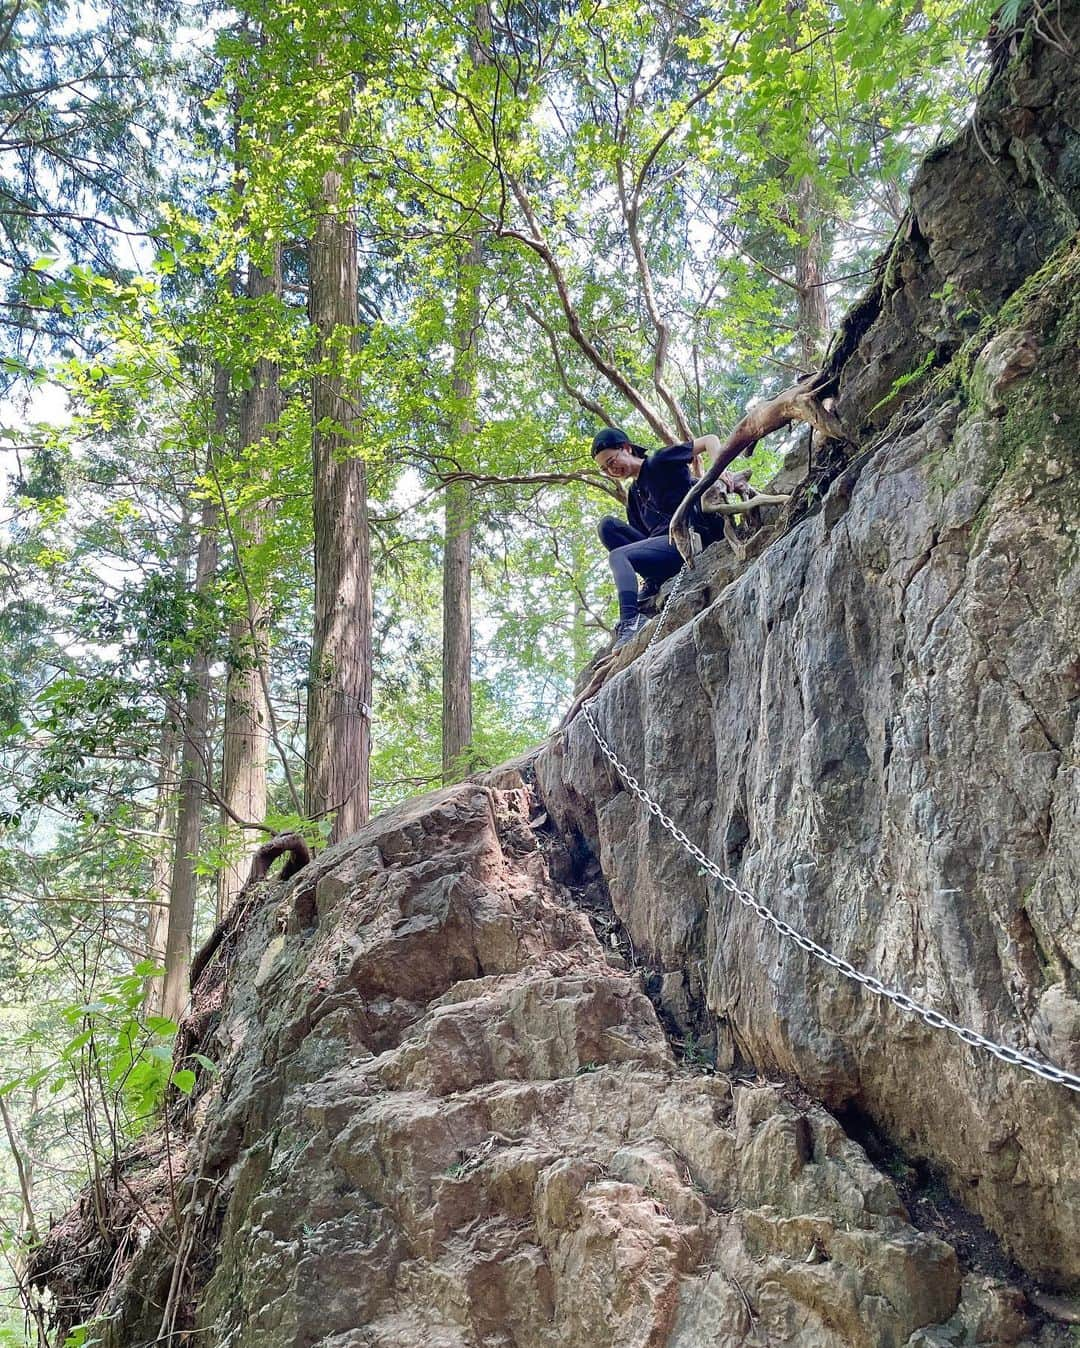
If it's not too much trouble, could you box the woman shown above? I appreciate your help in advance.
[592,426,730,647]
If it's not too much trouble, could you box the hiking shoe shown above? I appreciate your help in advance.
[613,613,650,648]
[637,578,662,614]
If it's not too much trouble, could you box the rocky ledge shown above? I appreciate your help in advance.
[33,783,1071,1346]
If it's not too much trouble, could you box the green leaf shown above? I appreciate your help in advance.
[173,1069,196,1096]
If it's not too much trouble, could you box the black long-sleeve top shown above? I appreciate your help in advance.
[626,442,695,537]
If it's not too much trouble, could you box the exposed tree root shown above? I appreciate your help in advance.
[669,373,848,563]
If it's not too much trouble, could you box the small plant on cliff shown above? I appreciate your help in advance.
[676,1035,716,1072]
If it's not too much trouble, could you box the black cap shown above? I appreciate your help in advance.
[591,426,630,456]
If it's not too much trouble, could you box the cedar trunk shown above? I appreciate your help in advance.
[160,367,228,1023]
[793,172,830,371]
[218,251,280,913]
[441,233,483,781]
[305,159,372,842]
[442,477,472,781]
[144,712,179,1013]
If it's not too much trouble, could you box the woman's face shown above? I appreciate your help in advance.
[595,445,640,479]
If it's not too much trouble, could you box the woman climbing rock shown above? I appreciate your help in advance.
[592,426,735,646]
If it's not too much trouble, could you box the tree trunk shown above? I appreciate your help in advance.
[305,154,372,843]
[793,172,829,371]
[441,234,483,783]
[218,250,280,914]
[570,534,591,671]
[160,366,227,1024]
[442,477,472,781]
[784,3,830,372]
[144,710,180,1014]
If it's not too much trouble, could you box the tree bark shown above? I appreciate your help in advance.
[442,478,472,780]
[1,1092,38,1246]
[785,2,830,372]
[218,250,280,914]
[441,232,483,782]
[793,172,830,371]
[305,153,372,842]
[160,366,228,1024]
[144,710,179,1014]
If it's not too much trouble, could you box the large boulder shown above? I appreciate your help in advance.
[36,782,1046,1347]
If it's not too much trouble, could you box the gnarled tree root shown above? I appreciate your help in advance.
[189,833,311,991]
[670,373,847,564]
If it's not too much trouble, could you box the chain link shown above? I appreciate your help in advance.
[644,561,689,652]
[579,679,1080,1096]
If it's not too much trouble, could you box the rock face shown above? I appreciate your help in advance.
[37,783,1053,1347]
[31,7,1080,1345]
[538,3,1080,1292]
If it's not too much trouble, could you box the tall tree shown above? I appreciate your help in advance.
[217,250,280,911]
[442,235,482,783]
[305,146,372,842]
[791,173,830,370]
[145,644,182,1013]
[0,0,176,380]
[160,365,228,1022]
[441,7,494,782]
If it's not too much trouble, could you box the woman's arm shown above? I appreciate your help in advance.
[691,434,734,489]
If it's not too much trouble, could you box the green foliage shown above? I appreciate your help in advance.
[3,961,180,1132]
[60,1319,113,1348]
[869,349,938,417]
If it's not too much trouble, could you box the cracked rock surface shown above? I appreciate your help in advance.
[34,783,1056,1346]
[30,7,1080,1343]
[536,2,1080,1289]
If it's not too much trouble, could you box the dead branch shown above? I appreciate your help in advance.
[701,490,792,515]
[699,486,793,563]
[669,372,845,562]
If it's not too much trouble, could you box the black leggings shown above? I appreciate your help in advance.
[598,516,682,620]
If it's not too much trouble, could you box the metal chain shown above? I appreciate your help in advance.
[643,557,691,651]
[579,689,1080,1096]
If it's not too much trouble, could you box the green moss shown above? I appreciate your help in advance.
[940,240,1080,549]
[868,350,937,420]
[996,237,1080,333]
[925,444,962,500]
[942,238,1080,416]
[879,234,908,297]
[967,369,1079,547]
